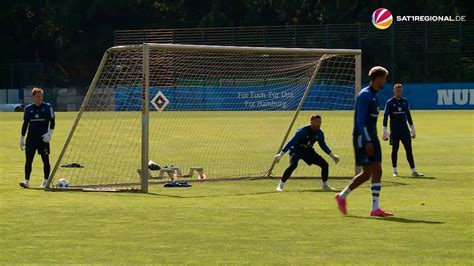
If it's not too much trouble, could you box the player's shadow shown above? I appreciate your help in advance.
[28,187,48,191]
[347,215,444,224]
[146,192,187,198]
[146,191,279,199]
[298,189,341,193]
[399,175,436,180]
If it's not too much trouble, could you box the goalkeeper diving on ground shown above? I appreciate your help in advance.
[273,114,340,192]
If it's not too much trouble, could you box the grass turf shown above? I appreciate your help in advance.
[0,110,473,264]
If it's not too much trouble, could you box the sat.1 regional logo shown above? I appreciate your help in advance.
[372,8,393,30]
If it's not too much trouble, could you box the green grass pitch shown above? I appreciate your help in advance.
[0,110,473,264]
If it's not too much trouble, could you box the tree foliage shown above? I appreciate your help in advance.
[1,0,472,86]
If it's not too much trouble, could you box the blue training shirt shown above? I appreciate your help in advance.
[383,97,413,134]
[353,86,380,143]
[282,125,332,154]
[23,102,55,139]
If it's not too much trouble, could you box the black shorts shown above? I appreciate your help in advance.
[289,148,327,166]
[390,131,411,146]
[353,135,381,166]
[26,139,50,156]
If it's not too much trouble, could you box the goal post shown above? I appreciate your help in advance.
[141,43,150,193]
[47,43,361,192]
[45,50,111,190]
[265,54,329,177]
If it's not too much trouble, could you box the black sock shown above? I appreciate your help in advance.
[320,161,329,182]
[25,150,35,180]
[391,142,399,168]
[402,141,415,169]
[41,154,51,180]
[282,163,297,182]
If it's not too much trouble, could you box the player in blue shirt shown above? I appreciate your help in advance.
[273,114,340,192]
[19,88,55,188]
[336,66,394,217]
[383,83,423,177]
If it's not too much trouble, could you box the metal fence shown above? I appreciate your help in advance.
[2,22,472,106]
[115,22,474,83]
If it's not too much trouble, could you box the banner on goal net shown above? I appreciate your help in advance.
[114,84,355,112]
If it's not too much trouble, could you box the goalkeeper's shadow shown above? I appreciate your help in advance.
[146,189,337,198]
[146,191,279,199]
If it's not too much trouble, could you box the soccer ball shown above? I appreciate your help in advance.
[56,178,70,189]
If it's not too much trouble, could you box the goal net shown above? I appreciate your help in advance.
[48,43,361,192]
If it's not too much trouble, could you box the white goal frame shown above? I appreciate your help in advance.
[46,43,361,192]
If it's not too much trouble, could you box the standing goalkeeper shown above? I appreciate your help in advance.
[273,114,340,192]
[382,83,423,177]
[19,87,55,188]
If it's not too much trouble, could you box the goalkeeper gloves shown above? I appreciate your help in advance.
[329,152,340,164]
[382,126,389,141]
[410,125,416,139]
[274,151,285,163]
[19,135,25,151]
[42,129,54,143]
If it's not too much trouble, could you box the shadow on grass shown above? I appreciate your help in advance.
[347,215,444,224]
[382,180,409,186]
[150,189,352,198]
[141,180,409,198]
[147,192,187,198]
[400,175,436,180]
[24,187,45,191]
[147,190,279,199]
[298,189,341,193]
[37,180,408,197]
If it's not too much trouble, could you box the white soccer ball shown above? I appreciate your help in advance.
[56,178,70,189]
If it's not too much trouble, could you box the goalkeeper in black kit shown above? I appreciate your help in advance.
[382,83,423,177]
[19,88,55,188]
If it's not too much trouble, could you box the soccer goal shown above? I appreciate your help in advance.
[47,43,361,192]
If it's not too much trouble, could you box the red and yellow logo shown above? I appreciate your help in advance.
[372,8,393,30]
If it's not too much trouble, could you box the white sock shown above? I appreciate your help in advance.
[393,167,398,173]
[339,186,351,199]
[372,196,380,211]
[411,168,417,173]
[278,180,285,188]
[25,180,29,184]
[371,183,381,211]
[322,181,328,187]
